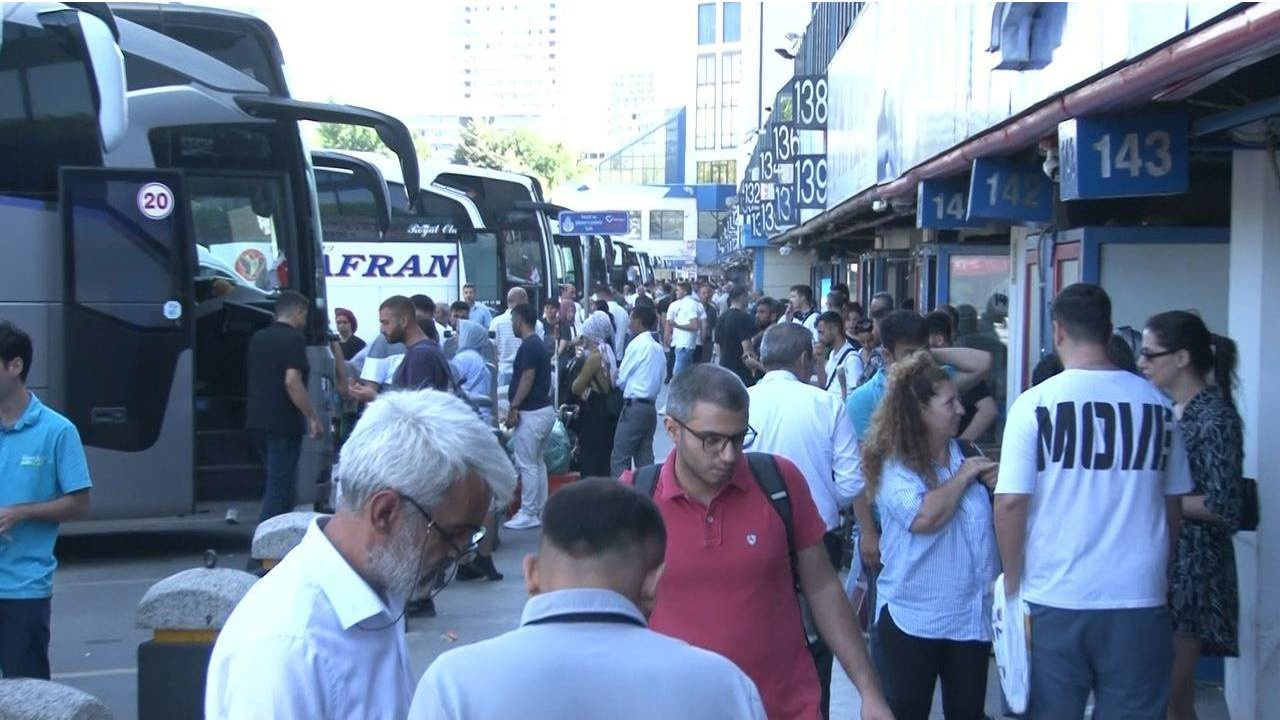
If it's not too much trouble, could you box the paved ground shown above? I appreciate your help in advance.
[45,405,1231,718]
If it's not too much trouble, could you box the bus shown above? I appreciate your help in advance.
[1,5,420,520]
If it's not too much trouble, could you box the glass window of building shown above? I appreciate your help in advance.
[626,210,642,240]
[698,3,716,45]
[650,210,685,240]
[695,54,716,150]
[723,2,741,43]
[720,51,742,149]
[696,160,737,184]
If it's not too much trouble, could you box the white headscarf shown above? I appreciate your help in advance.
[580,310,617,383]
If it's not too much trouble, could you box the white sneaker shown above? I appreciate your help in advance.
[225,508,240,525]
[503,511,541,530]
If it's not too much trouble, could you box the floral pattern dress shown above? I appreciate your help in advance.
[1169,387,1244,656]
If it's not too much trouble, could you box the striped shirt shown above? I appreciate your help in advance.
[875,441,999,642]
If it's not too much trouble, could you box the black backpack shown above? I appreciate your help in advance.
[633,453,799,586]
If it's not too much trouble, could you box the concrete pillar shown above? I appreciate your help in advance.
[760,246,813,300]
[0,679,112,719]
[1225,149,1280,719]
[251,511,324,570]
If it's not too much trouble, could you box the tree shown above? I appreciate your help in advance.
[453,118,585,191]
[314,123,385,154]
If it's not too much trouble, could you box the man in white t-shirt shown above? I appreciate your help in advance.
[814,311,863,401]
[663,281,704,378]
[779,284,820,342]
[994,283,1191,719]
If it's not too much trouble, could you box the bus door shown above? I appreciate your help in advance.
[60,168,196,518]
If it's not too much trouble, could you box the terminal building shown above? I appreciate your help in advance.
[722,3,1280,716]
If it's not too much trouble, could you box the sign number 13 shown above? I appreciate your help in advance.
[1092,131,1173,179]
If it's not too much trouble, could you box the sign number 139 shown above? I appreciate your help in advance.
[1092,131,1173,179]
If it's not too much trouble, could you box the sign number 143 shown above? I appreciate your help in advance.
[1092,131,1173,179]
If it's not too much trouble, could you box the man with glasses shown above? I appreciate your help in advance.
[409,479,767,719]
[621,365,892,720]
[205,390,516,720]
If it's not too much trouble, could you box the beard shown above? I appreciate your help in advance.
[367,518,426,603]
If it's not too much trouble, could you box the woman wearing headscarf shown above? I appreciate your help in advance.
[570,311,619,480]
[334,308,365,360]
[449,319,494,426]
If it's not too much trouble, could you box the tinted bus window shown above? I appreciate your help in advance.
[0,23,102,198]
[315,168,380,241]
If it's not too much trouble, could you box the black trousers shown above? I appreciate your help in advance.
[874,606,991,720]
[809,530,844,720]
[0,598,52,679]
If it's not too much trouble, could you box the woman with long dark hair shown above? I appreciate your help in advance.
[861,351,999,720]
[1139,310,1244,720]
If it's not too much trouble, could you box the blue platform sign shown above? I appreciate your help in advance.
[557,211,630,235]
[967,157,1053,222]
[917,176,984,229]
[1059,112,1189,200]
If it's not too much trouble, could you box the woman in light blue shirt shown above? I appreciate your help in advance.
[860,350,999,720]
[450,320,493,426]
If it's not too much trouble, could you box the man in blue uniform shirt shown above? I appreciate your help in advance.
[0,321,92,679]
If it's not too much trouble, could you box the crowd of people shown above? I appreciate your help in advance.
[0,268,1245,720]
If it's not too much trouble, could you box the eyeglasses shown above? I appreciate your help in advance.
[400,494,485,599]
[1138,348,1178,361]
[670,416,756,454]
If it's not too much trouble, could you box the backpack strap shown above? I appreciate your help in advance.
[745,452,799,588]
[633,463,663,499]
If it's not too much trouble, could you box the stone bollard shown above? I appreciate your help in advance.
[134,551,256,720]
[251,511,325,570]
[0,679,113,720]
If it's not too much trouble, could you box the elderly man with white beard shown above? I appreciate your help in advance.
[204,390,516,719]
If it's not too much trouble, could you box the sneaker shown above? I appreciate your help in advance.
[503,511,541,530]
[458,554,503,582]
[406,597,436,617]
[225,508,240,525]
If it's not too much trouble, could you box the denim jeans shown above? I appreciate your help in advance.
[252,431,303,523]
[672,346,696,377]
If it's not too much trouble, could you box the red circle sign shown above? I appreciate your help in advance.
[235,249,268,282]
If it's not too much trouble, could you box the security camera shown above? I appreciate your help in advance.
[871,199,890,213]
[1042,149,1060,182]
[779,244,793,256]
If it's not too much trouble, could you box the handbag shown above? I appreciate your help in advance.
[604,386,624,418]
[1240,476,1260,532]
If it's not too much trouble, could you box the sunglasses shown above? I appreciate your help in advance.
[1138,348,1178,361]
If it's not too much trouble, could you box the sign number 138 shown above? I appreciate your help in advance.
[1092,131,1173,179]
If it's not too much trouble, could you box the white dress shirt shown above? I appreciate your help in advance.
[746,370,864,531]
[409,588,766,720]
[205,519,413,720]
[607,300,630,352]
[617,330,667,401]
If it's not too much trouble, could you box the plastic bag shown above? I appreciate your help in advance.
[991,573,1031,714]
[505,419,571,476]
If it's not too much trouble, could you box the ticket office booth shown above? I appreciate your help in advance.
[857,250,914,310]
[1015,226,1229,393]
[913,244,1011,315]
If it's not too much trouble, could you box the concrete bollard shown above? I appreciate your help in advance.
[134,551,256,720]
[251,511,325,570]
[0,679,113,720]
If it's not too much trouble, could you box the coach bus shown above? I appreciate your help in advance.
[1,5,420,520]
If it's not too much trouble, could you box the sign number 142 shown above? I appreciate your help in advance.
[1092,131,1173,179]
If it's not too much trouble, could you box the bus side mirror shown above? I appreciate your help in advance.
[37,8,128,151]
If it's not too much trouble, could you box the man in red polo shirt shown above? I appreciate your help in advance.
[622,364,891,720]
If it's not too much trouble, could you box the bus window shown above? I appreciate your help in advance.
[502,228,545,292]
[461,232,500,305]
[188,174,295,292]
[0,21,103,198]
[315,167,381,241]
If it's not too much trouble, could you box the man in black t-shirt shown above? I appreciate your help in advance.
[349,296,452,401]
[716,285,757,387]
[245,291,322,524]
[504,304,557,531]
[925,309,997,441]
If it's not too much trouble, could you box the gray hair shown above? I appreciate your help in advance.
[760,323,813,370]
[336,390,516,513]
[665,364,748,423]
